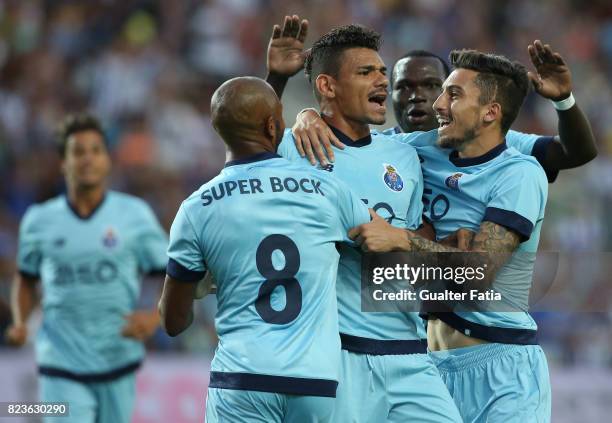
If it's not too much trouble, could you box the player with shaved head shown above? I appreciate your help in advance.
[159,76,370,422]
[209,77,285,154]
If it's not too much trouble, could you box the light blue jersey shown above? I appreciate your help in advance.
[280,128,463,423]
[393,130,548,341]
[17,191,168,377]
[381,126,558,182]
[166,152,370,398]
[279,127,427,349]
[385,127,552,422]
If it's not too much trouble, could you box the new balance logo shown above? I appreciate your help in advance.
[317,164,334,172]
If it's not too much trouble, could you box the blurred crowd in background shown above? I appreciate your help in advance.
[0,0,611,367]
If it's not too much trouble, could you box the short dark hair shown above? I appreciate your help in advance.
[304,24,381,85]
[56,113,107,157]
[392,50,450,85]
[449,50,529,134]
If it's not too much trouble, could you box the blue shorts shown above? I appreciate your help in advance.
[429,343,551,423]
[39,373,135,423]
[333,350,462,423]
[205,388,335,422]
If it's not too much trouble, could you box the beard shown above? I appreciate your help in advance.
[437,124,478,151]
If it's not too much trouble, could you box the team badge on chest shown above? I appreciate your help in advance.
[102,227,118,248]
[382,163,404,192]
[445,173,463,191]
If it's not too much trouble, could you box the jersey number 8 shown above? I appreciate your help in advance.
[255,234,302,324]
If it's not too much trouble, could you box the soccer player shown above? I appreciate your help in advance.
[5,114,168,423]
[158,76,370,422]
[351,50,551,422]
[272,20,595,422]
[266,18,463,422]
[390,50,452,133]
[294,43,597,182]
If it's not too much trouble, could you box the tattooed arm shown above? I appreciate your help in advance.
[351,215,520,288]
[405,221,520,289]
[351,215,518,254]
[407,221,519,253]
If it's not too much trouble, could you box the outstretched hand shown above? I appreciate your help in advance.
[527,40,572,101]
[267,15,309,77]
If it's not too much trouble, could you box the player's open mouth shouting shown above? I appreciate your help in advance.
[368,90,387,115]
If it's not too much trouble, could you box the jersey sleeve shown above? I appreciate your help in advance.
[133,202,169,275]
[276,128,302,162]
[17,206,42,279]
[372,126,401,136]
[506,130,559,183]
[385,130,422,145]
[405,166,424,230]
[166,203,207,283]
[386,129,438,149]
[483,161,548,242]
[331,178,371,243]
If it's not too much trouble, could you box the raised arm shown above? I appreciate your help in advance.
[265,15,309,98]
[527,40,597,169]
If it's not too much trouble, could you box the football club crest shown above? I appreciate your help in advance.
[382,163,404,192]
[445,173,463,191]
[102,227,118,248]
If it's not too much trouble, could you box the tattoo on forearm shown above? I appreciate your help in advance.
[409,222,521,289]
[470,221,521,288]
[409,236,462,253]
[409,222,519,254]
[472,221,520,252]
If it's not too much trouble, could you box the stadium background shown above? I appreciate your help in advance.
[0,0,610,421]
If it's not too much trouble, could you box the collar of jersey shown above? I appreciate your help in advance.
[224,152,281,168]
[329,125,372,148]
[65,192,107,220]
[449,141,507,167]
